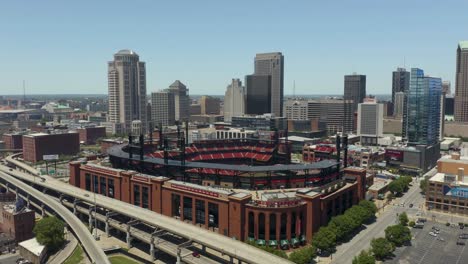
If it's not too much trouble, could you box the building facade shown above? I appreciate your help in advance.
[393,92,405,117]
[344,74,366,112]
[223,79,245,122]
[357,98,383,145]
[245,75,272,115]
[200,96,220,115]
[167,80,190,122]
[392,68,410,104]
[0,202,35,243]
[151,91,175,127]
[2,133,23,149]
[76,126,106,145]
[254,52,284,117]
[403,68,442,146]
[455,41,468,122]
[22,132,80,162]
[107,50,147,133]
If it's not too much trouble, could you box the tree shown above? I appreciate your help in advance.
[359,200,377,216]
[289,246,316,264]
[386,192,395,201]
[34,216,65,252]
[385,224,411,247]
[330,214,356,241]
[352,250,376,264]
[388,180,405,195]
[409,221,415,227]
[370,237,394,260]
[419,178,428,194]
[399,212,409,226]
[312,226,337,253]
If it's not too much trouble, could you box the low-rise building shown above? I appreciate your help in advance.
[2,133,24,149]
[18,238,47,264]
[76,126,106,145]
[22,132,80,162]
[0,201,35,242]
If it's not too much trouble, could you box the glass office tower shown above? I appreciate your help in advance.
[403,68,442,146]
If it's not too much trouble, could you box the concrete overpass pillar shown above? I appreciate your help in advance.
[150,241,155,261]
[176,248,182,264]
[202,245,206,253]
[73,199,78,215]
[88,208,94,230]
[105,221,110,237]
[41,204,45,217]
[126,225,132,248]
[26,195,30,208]
[229,256,234,263]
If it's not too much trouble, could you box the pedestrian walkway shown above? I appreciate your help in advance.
[49,229,78,264]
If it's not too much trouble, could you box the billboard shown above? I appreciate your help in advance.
[385,149,404,162]
[43,154,59,161]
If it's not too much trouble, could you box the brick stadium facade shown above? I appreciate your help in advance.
[69,161,366,246]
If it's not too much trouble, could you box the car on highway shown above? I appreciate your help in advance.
[192,251,200,258]
[459,233,468,239]
[457,239,466,245]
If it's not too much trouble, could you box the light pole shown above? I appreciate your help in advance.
[93,175,98,240]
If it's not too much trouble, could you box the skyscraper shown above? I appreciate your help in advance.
[455,41,468,122]
[224,79,245,122]
[357,98,383,145]
[245,74,271,115]
[393,92,405,117]
[392,68,410,103]
[403,68,442,145]
[344,74,366,112]
[254,52,284,116]
[167,80,190,121]
[151,91,175,127]
[200,96,220,115]
[442,81,451,95]
[108,49,147,133]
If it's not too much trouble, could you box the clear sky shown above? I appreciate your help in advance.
[1,0,467,96]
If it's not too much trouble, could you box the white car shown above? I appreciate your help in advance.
[429,232,437,237]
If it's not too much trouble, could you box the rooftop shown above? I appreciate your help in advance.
[18,238,46,257]
[116,49,138,56]
[459,41,468,50]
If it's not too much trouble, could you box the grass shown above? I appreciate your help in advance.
[63,244,84,264]
[109,255,140,264]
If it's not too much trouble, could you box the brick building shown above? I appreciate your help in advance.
[22,132,80,162]
[76,126,106,145]
[69,162,366,245]
[2,133,23,150]
[0,202,35,243]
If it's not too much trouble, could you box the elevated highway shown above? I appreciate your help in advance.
[0,156,293,264]
[0,170,111,264]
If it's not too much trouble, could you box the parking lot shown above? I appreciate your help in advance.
[385,221,468,264]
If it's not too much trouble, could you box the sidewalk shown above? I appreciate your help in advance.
[48,229,78,264]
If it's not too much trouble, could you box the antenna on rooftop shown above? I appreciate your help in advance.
[403,56,406,69]
[23,80,26,103]
[293,80,296,98]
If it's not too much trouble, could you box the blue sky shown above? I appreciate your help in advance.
[1,0,467,96]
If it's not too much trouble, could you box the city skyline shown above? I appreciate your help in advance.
[1,1,468,95]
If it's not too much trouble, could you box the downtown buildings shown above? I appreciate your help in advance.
[392,68,410,104]
[108,50,147,134]
[344,74,366,112]
[253,52,284,117]
[357,98,383,145]
[223,79,245,122]
[455,41,468,122]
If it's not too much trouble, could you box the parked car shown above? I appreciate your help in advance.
[459,233,468,239]
[429,232,437,237]
[457,239,466,245]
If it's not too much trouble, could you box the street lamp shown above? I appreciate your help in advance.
[93,175,98,240]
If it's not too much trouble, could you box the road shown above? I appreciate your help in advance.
[0,170,111,264]
[0,161,292,264]
[332,171,433,264]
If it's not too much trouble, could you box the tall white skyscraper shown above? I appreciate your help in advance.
[357,98,383,145]
[108,49,147,133]
[223,79,245,122]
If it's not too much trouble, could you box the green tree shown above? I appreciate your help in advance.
[419,178,428,194]
[346,205,368,224]
[409,221,415,227]
[34,216,65,252]
[370,237,394,260]
[359,200,377,216]
[330,214,356,241]
[312,226,337,253]
[352,250,376,264]
[386,192,395,201]
[385,224,411,247]
[388,180,405,195]
[289,246,316,264]
[399,212,409,226]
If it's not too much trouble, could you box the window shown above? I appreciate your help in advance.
[93,175,98,193]
[85,173,91,191]
[108,178,114,198]
[195,200,205,225]
[134,185,140,207]
[172,194,181,217]
[208,202,219,228]
[100,177,106,195]
[142,186,149,209]
[183,197,193,221]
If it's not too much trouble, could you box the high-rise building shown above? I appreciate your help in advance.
[455,41,468,122]
[223,79,245,122]
[403,68,442,145]
[442,81,451,95]
[167,80,190,121]
[393,92,405,117]
[254,52,284,116]
[344,74,366,112]
[245,74,271,115]
[283,99,353,134]
[200,96,220,115]
[151,91,175,127]
[392,68,410,104]
[357,98,383,145]
[108,49,147,133]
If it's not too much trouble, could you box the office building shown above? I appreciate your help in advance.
[403,68,442,146]
[0,202,35,243]
[2,133,23,149]
[76,126,106,145]
[167,80,190,122]
[223,79,245,122]
[151,91,175,127]
[22,132,80,162]
[393,92,405,117]
[254,52,284,116]
[108,50,147,133]
[392,68,410,104]
[357,98,383,145]
[283,99,354,134]
[131,120,142,136]
[442,81,451,95]
[344,74,366,112]
[200,96,220,115]
[455,41,468,122]
[445,95,455,116]
[245,74,271,115]
[231,114,286,131]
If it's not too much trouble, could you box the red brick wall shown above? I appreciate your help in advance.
[23,133,80,162]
